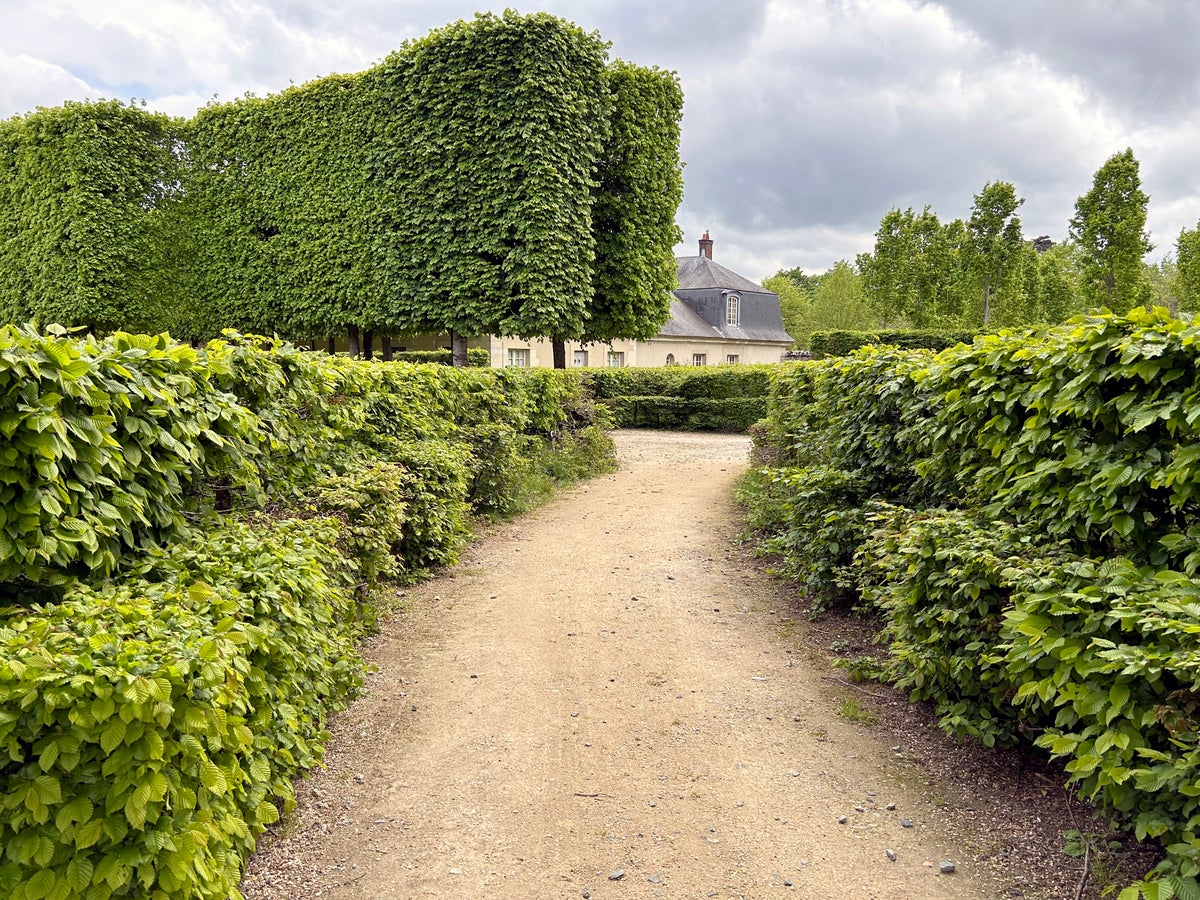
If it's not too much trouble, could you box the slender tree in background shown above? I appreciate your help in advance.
[858,206,967,327]
[763,272,813,349]
[1178,220,1200,313]
[1069,148,1153,312]
[808,260,872,332]
[965,181,1024,325]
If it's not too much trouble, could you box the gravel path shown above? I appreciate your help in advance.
[240,430,997,899]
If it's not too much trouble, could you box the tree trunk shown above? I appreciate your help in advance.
[362,329,375,361]
[552,338,567,370]
[348,324,361,358]
[982,282,992,326]
[327,335,336,355]
[380,333,393,361]
[450,331,469,368]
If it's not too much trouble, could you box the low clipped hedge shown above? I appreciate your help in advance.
[809,329,973,358]
[0,519,365,900]
[741,309,1200,895]
[583,365,772,432]
[0,325,615,900]
[390,348,490,367]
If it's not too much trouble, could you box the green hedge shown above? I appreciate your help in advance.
[808,329,974,358]
[1,14,682,348]
[742,309,1200,894]
[390,348,490,367]
[0,327,615,899]
[0,518,365,900]
[583,365,772,432]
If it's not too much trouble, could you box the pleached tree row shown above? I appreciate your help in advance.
[0,11,684,359]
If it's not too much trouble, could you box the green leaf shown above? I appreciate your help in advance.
[199,755,228,795]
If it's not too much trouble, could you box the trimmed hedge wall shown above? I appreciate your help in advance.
[391,348,490,367]
[583,365,772,432]
[0,13,683,349]
[0,326,615,900]
[742,308,1200,896]
[808,329,974,358]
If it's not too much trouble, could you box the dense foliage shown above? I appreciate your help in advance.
[0,328,615,899]
[808,329,973,358]
[776,152,1194,346]
[0,12,684,353]
[741,308,1200,895]
[0,102,181,333]
[584,365,771,432]
[390,349,490,367]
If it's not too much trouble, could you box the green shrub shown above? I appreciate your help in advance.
[744,308,1200,891]
[307,460,408,583]
[0,326,260,586]
[756,467,875,609]
[1003,560,1200,886]
[389,348,490,367]
[0,518,365,900]
[582,365,772,432]
[859,507,1069,746]
[0,326,619,900]
[809,329,973,358]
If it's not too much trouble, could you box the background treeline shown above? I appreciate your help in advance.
[0,12,683,358]
[0,324,615,900]
[742,309,1200,898]
[770,149,1200,350]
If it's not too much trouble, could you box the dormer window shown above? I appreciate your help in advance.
[726,293,741,326]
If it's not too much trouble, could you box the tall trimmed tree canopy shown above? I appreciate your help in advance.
[587,60,684,342]
[0,101,180,333]
[0,12,684,349]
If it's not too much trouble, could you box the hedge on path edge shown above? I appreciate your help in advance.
[741,307,1200,897]
[0,326,616,899]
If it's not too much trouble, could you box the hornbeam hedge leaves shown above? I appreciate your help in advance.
[0,327,616,898]
[743,308,1200,894]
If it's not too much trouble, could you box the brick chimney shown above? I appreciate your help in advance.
[698,231,713,259]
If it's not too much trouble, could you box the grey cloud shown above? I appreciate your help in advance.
[934,0,1200,122]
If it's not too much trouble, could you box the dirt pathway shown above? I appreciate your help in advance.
[241,430,995,899]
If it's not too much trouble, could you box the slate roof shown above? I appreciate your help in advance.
[676,255,769,293]
[657,255,794,345]
[657,299,723,339]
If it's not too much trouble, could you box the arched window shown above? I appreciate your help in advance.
[665,353,675,366]
[726,294,741,326]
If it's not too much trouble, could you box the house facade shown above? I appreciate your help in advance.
[391,233,794,367]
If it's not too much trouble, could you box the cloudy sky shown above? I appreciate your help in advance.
[2,0,1197,282]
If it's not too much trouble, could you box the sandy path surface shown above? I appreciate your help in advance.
[241,430,995,899]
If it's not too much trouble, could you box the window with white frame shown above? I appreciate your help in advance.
[572,349,588,367]
[506,348,529,368]
[726,354,740,365]
[726,294,741,326]
[692,353,707,366]
[606,350,625,367]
